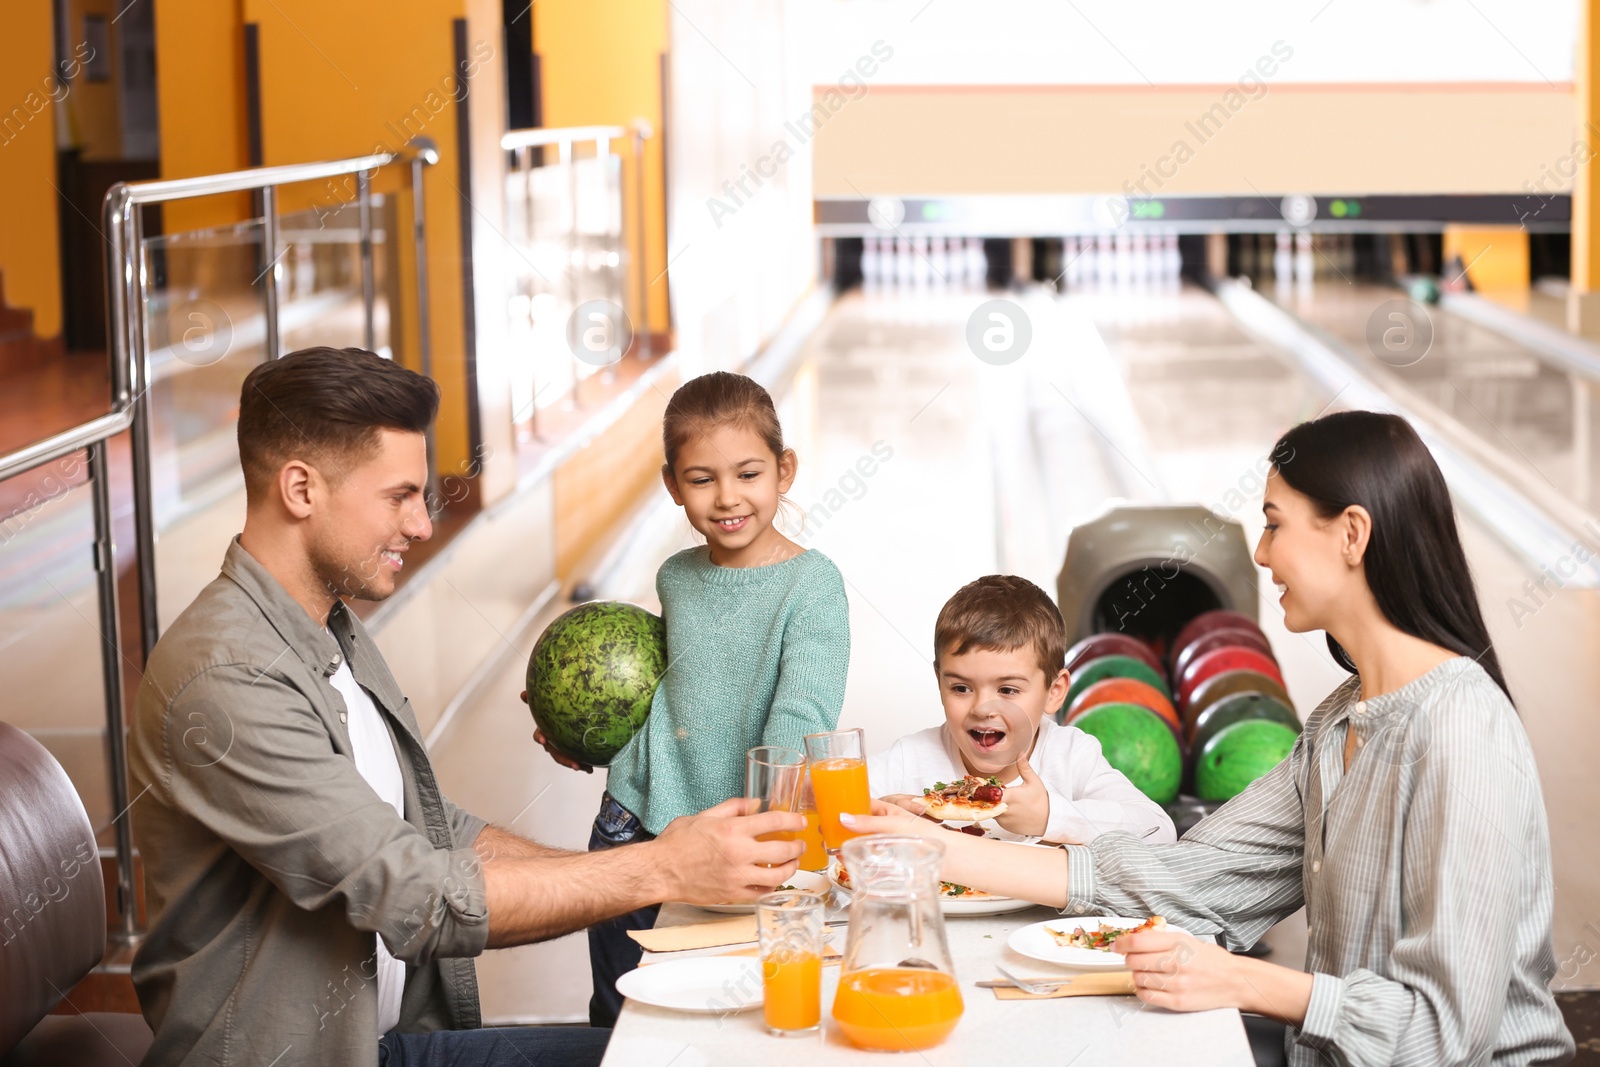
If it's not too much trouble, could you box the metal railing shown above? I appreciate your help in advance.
[0,139,437,944]
[500,122,654,425]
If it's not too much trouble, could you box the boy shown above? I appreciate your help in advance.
[869,574,1175,845]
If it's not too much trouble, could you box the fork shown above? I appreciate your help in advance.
[985,963,1074,995]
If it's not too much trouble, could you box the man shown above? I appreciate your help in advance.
[128,347,803,1066]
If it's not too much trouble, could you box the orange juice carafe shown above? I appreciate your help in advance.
[832,835,963,1051]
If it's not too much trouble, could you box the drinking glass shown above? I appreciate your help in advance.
[756,890,825,1036]
[747,746,806,854]
[796,772,828,871]
[803,728,870,852]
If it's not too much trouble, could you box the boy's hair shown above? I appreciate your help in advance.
[662,371,786,470]
[934,575,1067,682]
[237,346,439,502]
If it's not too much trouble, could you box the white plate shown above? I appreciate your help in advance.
[939,892,1040,917]
[690,870,831,914]
[615,956,763,1013]
[827,859,1036,917]
[1008,916,1183,969]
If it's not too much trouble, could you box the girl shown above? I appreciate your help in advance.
[536,371,851,1028]
[845,411,1573,1066]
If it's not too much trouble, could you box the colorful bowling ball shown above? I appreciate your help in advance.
[1171,627,1274,682]
[1064,633,1163,676]
[1194,718,1299,801]
[1071,702,1183,805]
[1190,693,1301,756]
[1170,610,1263,668]
[1409,276,1441,305]
[1183,669,1293,743]
[1064,676,1179,733]
[1066,654,1171,708]
[1176,646,1283,714]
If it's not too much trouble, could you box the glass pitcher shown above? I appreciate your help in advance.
[832,835,964,1051]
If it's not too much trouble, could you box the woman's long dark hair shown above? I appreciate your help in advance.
[1269,411,1512,702]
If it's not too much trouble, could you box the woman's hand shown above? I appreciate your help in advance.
[1115,929,1246,1012]
[877,793,933,818]
[839,799,939,837]
[1114,928,1313,1024]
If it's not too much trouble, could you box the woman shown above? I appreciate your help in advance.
[845,411,1574,1066]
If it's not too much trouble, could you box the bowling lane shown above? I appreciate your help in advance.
[1272,281,1600,524]
[1086,282,1600,991]
[1077,286,1354,712]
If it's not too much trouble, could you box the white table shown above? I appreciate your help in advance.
[602,901,1256,1066]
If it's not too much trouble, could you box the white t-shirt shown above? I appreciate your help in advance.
[327,651,407,1036]
[866,716,1177,845]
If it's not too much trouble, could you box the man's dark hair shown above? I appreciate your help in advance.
[237,346,439,500]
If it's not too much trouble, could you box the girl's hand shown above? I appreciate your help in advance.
[521,690,594,773]
[993,754,1049,837]
[1114,929,1248,1013]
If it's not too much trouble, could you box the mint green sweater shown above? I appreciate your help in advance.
[606,546,851,835]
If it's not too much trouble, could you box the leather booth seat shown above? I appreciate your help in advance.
[0,721,153,1066]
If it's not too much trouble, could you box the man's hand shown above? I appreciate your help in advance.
[993,754,1049,837]
[648,797,805,905]
[520,690,593,773]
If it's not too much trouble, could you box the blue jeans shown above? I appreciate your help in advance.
[377,1025,609,1066]
[586,792,661,1029]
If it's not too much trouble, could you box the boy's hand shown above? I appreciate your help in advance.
[994,754,1050,837]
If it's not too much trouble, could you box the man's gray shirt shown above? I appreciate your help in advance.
[129,539,490,1066]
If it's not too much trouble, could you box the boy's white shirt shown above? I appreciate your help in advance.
[866,716,1177,845]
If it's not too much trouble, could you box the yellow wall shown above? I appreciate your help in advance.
[0,3,63,336]
[242,0,487,475]
[155,0,252,234]
[535,0,670,336]
[1443,227,1530,291]
[1575,0,1600,292]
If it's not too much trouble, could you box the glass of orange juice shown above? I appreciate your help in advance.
[803,728,870,852]
[755,890,824,1036]
[796,774,828,871]
[746,746,805,861]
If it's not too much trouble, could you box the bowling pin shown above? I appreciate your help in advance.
[1132,234,1151,289]
[1163,233,1181,288]
[1095,235,1112,290]
[895,237,912,288]
[862,237,880,289]
[1294,231,1313,289]
[1274,230,1292,291]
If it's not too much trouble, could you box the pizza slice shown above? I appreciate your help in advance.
[832,858,1001,900]
[1046,915,1166,951]
[921,775,1007,822]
